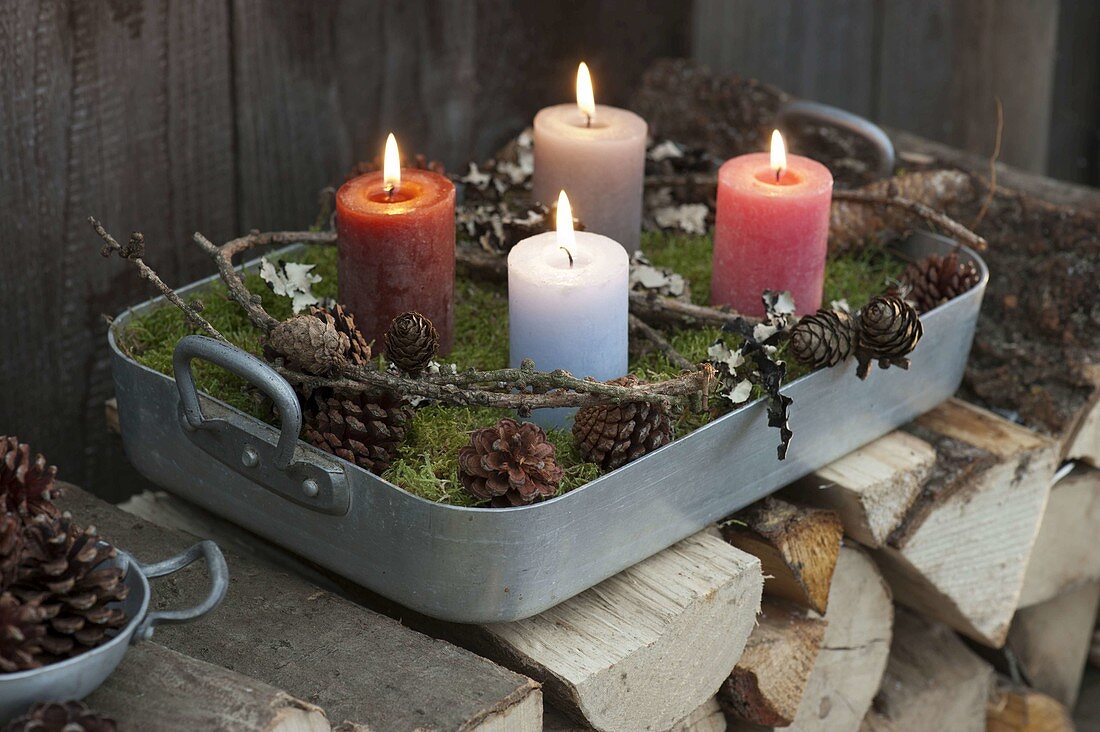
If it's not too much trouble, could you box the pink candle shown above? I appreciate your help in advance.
[711,131,833,317]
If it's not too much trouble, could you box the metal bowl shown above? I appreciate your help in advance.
[0,541,227,722]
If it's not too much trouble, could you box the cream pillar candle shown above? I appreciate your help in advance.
[509,192,630,429]
[533,62,648,254]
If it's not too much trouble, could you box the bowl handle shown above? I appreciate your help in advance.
[778,99,896,180]
[134,540,229,642]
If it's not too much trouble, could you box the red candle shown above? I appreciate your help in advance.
[337,134,456,353]
[711,130,833,317]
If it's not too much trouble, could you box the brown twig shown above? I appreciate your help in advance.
[831,189,987,251]
[629,314,695,370]
[278,361,714,412]
[630,291,762,328]
[90,217,228,343]
[971,96,1003,229]
[187,228,714,412]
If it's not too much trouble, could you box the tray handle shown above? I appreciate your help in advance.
[134,540,229,641]
[174,335,301,470]
[778,99,896,180]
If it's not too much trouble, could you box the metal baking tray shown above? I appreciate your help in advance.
[109,230,986,623]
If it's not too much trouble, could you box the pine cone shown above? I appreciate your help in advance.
[0,592,50,672]
[5,701,117,732]
[385,312,439,375]
[317,303,371,366]
[0,437,60,519]
[572,376,674,470]
[855,295,923,380]
[0,513,25,590]
[789,309,856,369]
[303,390,412,475]
[458,419,564,507]
[901,251,981,313]
[17,516,129,659]
[266,312,350,376]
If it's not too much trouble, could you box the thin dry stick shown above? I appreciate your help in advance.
[630,314,695,370]
[90,217,227,343]
[190,228,715,411]
[832,189,987,251]
[971,96,1003,229]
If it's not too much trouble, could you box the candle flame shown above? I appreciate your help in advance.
[383,132,400,192]
[770,129,787,179]
[576,62,596,123]
[556,190,575,250]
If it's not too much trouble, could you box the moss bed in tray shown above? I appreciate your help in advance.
[116,231,902,506]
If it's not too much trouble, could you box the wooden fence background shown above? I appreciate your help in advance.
[1,0,1095,502]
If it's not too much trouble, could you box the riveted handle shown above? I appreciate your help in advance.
[778,99,896,180]
[134,541,229,642]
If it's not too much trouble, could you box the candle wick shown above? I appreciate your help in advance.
[384,183,396,199]
[584,113,592,129]
[775,168,782,183]
[559,246,574,267]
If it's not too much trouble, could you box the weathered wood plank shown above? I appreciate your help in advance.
[691,0,876,117]
[87,641,330,732]
[877,0,1060,173]
[59,484,542,732]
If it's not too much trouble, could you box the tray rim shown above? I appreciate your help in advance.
[108,232,988,515]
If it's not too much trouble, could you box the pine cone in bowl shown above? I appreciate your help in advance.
[459,419,563,507]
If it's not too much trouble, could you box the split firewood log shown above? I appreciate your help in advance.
[859,609,994,732]
[1006,581,1100,707]
[872,399,1058,647]
[986,682,1074,732]
[722,497,843,614]
[783,431,936,549]
[1019,466,1100,607]
[728,545,893,732]
[718,600,827,727]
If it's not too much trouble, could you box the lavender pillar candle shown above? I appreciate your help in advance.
[532,63,647,254]
[509,192,629,429]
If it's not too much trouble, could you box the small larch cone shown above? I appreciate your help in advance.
[16,516,129,659]
[459,418,564,507]
[5,701,118,732]
[302,390,412,475]
[789,309,856,369]
[0,436,60,519]
[901,251,981,313]
[385,312,439,375]
[572,376,674,471]
[265,312,349,376]
[0,592,50,672]
[855,295,923,380]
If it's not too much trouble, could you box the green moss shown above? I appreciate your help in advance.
[118,230,904,506]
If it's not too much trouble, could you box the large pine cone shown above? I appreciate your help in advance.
[317,303,371,366]
[901,251,981,313]
[789,309,856,369]
[0,592,50,672]
[265,312,350,376]
[458,419,564,507]
[16,516,129,659]
[572,376,674,471]
[0,513,25,590]
[0,437,60,519]
[855,295,923,380]
[385,312,439,375]
[6,701,117,732]
[303,390,412,475]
